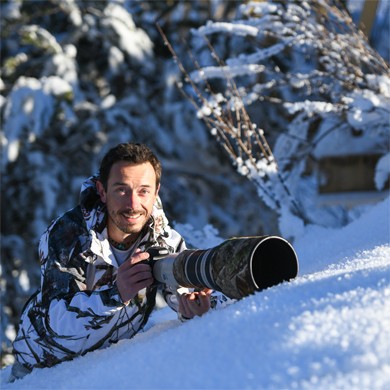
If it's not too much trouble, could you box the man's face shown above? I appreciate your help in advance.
[97,161,159,241]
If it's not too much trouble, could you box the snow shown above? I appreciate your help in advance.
[196,21,259,37]
[2,76,68,165]
[102,3,153,63]
[2,196,389,389]
[375,153,390,191]
[190,64,265,83]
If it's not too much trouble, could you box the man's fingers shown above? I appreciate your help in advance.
[193,294,210,314]
[129,251,150,265]
[179,295,194,319]
[119,251,150,272]
[132,276,154,290]
[197,292,211,307]
[116,263,154,302]
[127,263,152,275]
[179,291,211,319]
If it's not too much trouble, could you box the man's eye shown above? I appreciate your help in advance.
[139,189,150,195]
[116,188,126,194]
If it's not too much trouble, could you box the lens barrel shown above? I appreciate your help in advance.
[172,236,298,299]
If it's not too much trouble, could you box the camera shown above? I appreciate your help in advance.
[147,236,299,300]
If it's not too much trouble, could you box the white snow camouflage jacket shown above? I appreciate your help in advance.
[12,176,228,374]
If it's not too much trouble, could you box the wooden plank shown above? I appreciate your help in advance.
[359,0,380,37]
[319,154,383,193]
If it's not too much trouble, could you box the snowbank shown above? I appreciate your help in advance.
[2,197,389,389]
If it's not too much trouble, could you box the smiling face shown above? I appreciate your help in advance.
[96,161,160,243]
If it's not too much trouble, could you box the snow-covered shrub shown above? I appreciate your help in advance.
[171,0,389,236]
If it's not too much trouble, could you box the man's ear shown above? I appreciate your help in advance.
[96,180,107,203]
[156,183,160,196]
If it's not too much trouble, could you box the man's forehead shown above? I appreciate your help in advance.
[108,161,156,182]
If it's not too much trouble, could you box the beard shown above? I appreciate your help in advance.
[108,207,150,235]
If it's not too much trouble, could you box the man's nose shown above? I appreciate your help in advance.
[125,192,140,209]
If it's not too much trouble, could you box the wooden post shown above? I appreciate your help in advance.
[359,0,380,37]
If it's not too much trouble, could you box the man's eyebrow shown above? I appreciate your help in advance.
[112,182,152,188]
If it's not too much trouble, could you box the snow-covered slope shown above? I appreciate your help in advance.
[2,196,389,389]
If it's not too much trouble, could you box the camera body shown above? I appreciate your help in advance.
[146,247,180,288]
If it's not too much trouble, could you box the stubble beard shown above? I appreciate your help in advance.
[109,208,150,235]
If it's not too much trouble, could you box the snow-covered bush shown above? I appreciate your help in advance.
[172,0,389,237]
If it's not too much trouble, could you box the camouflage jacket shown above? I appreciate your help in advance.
[12,176,187,373]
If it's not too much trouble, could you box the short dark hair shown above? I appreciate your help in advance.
[99,143,162,190]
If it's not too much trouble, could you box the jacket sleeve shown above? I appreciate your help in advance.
[25,213,141,362]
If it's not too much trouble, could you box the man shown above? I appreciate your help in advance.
[11,143,227,380]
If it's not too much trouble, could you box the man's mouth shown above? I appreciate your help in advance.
[121,211,143,220]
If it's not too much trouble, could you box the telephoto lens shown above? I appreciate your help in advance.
[172,236,298,299]
[148,236,299,300]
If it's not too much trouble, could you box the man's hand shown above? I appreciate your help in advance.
[116,249,154,303]
[178,288,213,319]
